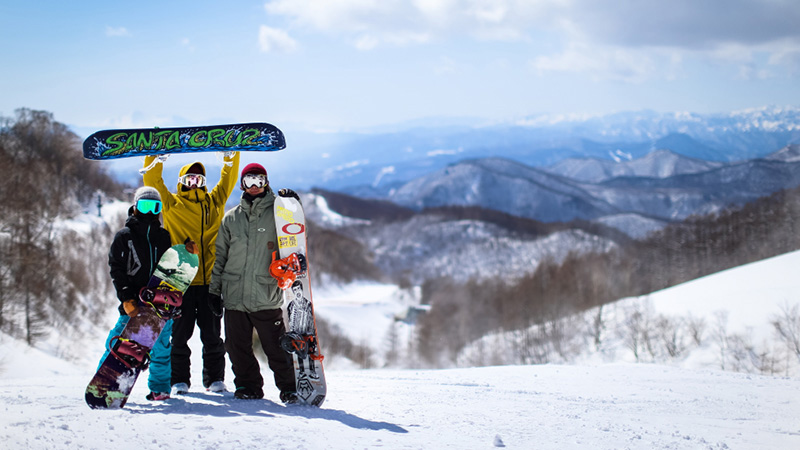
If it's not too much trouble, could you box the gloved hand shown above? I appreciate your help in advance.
[184,238,198,255]
[209,294,223,317]
[123,299,139,317]
[278,188,300,201]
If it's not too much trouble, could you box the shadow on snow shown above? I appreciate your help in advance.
[124,391,408,434]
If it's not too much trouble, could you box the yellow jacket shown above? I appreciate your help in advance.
[142,153,240,285]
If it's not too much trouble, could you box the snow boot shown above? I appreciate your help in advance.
[280,391,299,404]
[146,391,170,401]
[207,381,227,393]
[234,387,264,400]
[171,383,189,395]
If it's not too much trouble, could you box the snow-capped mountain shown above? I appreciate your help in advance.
[543,149,725,183]
[389,158,619,223]
[383,149,800,229]
[764,143,800,163]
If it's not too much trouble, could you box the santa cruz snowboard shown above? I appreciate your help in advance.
[272,195,327,406]
[85,243,199,409]
[83,122,285,160]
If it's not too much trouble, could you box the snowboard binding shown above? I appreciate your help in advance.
[270,252,307,290]
[108,336,151,370]
[280,332,312,359]
[139,287,183,318]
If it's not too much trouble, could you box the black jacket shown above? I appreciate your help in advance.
[108,207,172,315]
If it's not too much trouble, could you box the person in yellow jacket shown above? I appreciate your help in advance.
[142,152,240,395]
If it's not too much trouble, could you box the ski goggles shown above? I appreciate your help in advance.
[242,173,267,189]
[136,198,162,215]
[179,173,206,189]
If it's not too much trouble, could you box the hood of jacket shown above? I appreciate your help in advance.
[177,161,208,197]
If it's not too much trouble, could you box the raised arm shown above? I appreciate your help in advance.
[142,155,177,210]
[210,152,241,205]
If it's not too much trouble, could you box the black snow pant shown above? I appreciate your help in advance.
[171,285,226,388]
[224,308,296,394]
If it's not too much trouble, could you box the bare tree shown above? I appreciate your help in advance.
[591,305,605,351]
[712,311,730,370]
[384,321,401,367]
[772,303,800,364]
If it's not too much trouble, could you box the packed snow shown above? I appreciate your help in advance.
[1,330,799,449]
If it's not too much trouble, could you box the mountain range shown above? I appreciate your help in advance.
[354,145,800,236]
[303,144,800,283]
[303,106,800,193]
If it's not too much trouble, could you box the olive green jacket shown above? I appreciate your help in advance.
[210,190,282,312]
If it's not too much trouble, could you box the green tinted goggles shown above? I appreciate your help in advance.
[137,198,162,215]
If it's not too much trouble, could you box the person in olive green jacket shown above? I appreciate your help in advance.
[209,162,298,402]
[142,152,240,394]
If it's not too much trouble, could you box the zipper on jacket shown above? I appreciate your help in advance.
[196,190,208,285]
[146,223,154,277]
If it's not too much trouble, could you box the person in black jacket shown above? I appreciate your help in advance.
[97,186,174,401]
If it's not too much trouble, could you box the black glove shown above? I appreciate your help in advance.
[208,294,223,317]
[278,188,300,201]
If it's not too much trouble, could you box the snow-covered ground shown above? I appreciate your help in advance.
[1,333,798,450]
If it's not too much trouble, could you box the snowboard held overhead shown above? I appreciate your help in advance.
[82,122,285,160]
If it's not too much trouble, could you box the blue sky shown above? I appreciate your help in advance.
[2,0,799,135]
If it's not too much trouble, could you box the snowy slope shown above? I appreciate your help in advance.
[644,249,800,344]
[459,249,800,378]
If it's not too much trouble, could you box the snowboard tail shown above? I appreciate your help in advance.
[83,122,285,160]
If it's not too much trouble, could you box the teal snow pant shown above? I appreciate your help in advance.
[97,315,173,394]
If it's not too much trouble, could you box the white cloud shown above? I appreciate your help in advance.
[531,43,659,83]
[258,25,298,53]
[264,0,556,48]
[354,35,379,51]
[562,0,800,50]
[105,26,130,37]
[263,0,800,76]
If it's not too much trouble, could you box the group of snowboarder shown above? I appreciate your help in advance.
[99,152,302,403]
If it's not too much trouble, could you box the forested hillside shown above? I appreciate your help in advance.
[0,109,126,346]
